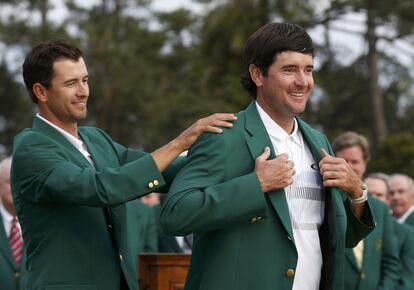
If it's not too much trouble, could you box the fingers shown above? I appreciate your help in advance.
[320,148,330,157]
[256,147,271,163]
[199,113,237,134]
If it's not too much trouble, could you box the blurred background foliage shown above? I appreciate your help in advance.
[1,0,414,175]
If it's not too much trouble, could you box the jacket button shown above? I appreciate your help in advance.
[153,179,159,186]
[119,254,123,262]
[360,272,365,279]
[14,271,20,278]
[286,269,295,278]
[148,182,154,189]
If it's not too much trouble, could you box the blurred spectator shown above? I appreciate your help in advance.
[0,157,27,290]
[388,174,414,226]
[140,192,160,207]
[333,131,400,290]
[126,199,158,278]
[366,173,414,290]
[145,193,192,253]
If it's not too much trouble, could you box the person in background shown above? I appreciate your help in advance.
[388,174,414,227]
[0,157,27,290]
[142,193,192,253]
[11,39,236,290]
[161,22,374,290]
[365,173,414,290]
[126,199,157,280]
[332,131,400,290]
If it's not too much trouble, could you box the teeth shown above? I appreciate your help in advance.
[290,93,304,97]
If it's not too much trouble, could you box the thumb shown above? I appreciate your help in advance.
[320,148,330,157]
[256,146,271,162]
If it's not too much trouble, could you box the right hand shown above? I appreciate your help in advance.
[174,113,237,152]
[255,147,295,192]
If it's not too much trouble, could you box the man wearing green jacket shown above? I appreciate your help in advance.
[161,22,374,290]
[0,157,27,290]
[365,173,414,290]
[333,132,400,290]
[11,39,236,290]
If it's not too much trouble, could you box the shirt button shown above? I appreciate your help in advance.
[286,269,295,278]
[14,271,20,278]
[108,224,112,229]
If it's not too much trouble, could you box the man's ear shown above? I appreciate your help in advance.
[249,64,264,87]
[32,83,48,103]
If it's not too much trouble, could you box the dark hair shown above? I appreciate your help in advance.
[241,22,314,98]
[22,39,83,103]
[332,131,371,162]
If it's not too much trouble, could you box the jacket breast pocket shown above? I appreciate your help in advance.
[45,285,97,290]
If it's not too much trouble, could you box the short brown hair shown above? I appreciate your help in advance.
[22,39,83,103]
[332,131,371,162]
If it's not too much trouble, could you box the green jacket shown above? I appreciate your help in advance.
[394,221,414,290]
[161,101,374,290]
[0,216,27,290]
[344,196,400,290]
[11,116,181,290]
[403,211,414,228]
[152,204,183,253]
[126,199,158,277]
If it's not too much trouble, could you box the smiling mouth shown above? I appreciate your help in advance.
[289,92,305,97]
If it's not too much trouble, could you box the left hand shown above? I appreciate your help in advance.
[174,113,237,152]
[318,148,363,198]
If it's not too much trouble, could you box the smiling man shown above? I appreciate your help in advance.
[10,40,236,290]
[161,22,374,290]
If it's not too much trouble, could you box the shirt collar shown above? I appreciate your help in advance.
[255,101,302,146]
[397,204,414,223]
[36,113,85,152]
[0,203,13,223]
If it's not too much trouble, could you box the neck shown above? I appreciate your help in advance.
[256,99,295,134]
[38,112,79,138]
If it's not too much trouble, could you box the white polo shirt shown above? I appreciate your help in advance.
[256,102,325,290]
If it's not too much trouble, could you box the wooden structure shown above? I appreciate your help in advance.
[138,254,191,290]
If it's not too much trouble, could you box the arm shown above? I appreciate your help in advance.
[11,134,164,207]
[160,133,267,236]
[151,113,237,172]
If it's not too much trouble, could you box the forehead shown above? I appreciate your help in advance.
[52,57,88,80]
[273,51,314,66]
[389,176,409,189]
[366,178,387,193]
[336,145,364,158]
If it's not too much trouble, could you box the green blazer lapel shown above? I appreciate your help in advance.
[0,217,16,268]
[33,116,93,168]
[296,118,324,163]
[244,101,294,241]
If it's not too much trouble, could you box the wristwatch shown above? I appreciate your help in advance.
[349,184,368,204]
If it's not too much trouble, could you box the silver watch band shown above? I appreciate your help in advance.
[349,184,368,204]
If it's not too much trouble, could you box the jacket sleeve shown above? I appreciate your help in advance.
[161,132,267,236]
[11,129,165,207]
